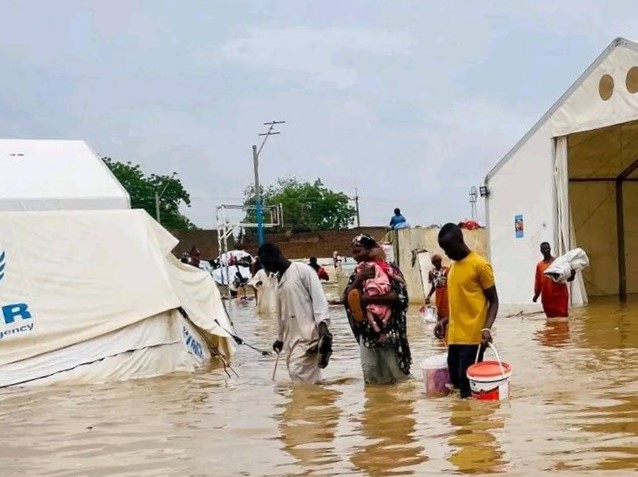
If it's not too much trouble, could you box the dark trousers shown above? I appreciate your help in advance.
[448,344,485,398]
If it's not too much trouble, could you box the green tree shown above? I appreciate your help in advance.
[243,177,356,232]
[103,157,196,230]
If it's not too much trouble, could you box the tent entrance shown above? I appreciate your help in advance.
[566,119,638,301]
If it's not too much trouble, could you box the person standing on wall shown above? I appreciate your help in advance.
[434,223,499,399]
[533,242,575,318]
[259,243,333,384]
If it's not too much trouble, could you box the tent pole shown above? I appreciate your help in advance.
[615,180,627,302]
[614,153,638,303]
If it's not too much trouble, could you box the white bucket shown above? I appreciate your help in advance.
[420,353,450,396]
[466,343,512,401]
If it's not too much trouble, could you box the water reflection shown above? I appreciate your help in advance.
[3,301,638,475]
[534,319,571,348]
[277,384,341,475]
[447,401,506,474]
[350,385,427,475]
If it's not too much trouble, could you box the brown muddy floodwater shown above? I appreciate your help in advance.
[1,298,638,476]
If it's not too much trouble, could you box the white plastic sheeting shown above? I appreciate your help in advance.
[0,209,233,386]
[0,139,130,211]
[485,38,638,305]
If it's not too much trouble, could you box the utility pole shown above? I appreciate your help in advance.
[155,172,177,224]
[254,120,285,246]
[469,186,478,222]
[355,189,361,229]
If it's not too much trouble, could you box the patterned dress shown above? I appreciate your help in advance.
[429,267,449,319]
[344,262,412,375]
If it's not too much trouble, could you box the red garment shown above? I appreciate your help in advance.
[317,267,329,281]
[535,260,569,318]
[429,267,449,319]
[374,258,393,275]
[458,220,480,230]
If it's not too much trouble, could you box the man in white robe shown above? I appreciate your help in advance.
[248,266,278,319]
[258,243,332,384]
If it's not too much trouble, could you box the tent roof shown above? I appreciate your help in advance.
[0,139,130,211]
[485,37,638,183]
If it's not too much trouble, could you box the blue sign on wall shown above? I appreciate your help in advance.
[515,215,524,238]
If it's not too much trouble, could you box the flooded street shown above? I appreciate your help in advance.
[1,298,637,476]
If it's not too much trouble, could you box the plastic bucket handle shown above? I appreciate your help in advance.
[475,342,506,378]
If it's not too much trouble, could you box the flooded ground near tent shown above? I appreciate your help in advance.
[0,296,637,476]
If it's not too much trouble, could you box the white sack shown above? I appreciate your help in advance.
[544,248,590,283]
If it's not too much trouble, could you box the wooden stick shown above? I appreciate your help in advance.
[272,352,281,381]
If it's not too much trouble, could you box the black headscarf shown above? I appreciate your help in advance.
[352,234,378,250]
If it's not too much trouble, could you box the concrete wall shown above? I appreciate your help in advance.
[392,227,488,304]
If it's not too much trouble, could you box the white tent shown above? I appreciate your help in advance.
[0,139,130,211]
[485,37,638,305]
[0,209,234,387]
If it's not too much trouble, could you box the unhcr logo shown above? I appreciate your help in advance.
[0,249,36,339]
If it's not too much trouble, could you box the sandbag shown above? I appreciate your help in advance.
[544,248,589,283]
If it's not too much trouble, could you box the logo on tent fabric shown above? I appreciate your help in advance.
[0,249,36,339]
[0,250,5,282]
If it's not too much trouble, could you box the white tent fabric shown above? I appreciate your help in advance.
[553,137,588,305]
[0,139,130,211]
[0,209,233,386]
[552,44,638,136]
[485,37,638,305]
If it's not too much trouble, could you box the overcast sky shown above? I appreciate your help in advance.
[1,1,637,228]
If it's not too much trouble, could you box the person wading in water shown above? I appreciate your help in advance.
[533,242,575,318]
[425,254,449,324]
[344,234,412,384]
[259,243,333,384]
[434,223,499,399]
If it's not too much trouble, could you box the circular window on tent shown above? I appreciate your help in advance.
[599,74,614,101]
[626,67,638,94]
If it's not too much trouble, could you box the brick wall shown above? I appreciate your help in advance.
[169,227,388,260]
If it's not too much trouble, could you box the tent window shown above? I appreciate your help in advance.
[599,74,614,101]
[626,67,638,94]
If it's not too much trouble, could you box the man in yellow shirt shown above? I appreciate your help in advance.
[434,223,499,398]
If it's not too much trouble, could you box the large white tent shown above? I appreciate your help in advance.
[485,37,638,305]
[0,139,234,386]
[0,139,130,211]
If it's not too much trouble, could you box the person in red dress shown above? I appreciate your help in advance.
[533,242,575,318]
[425,254,449,322]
